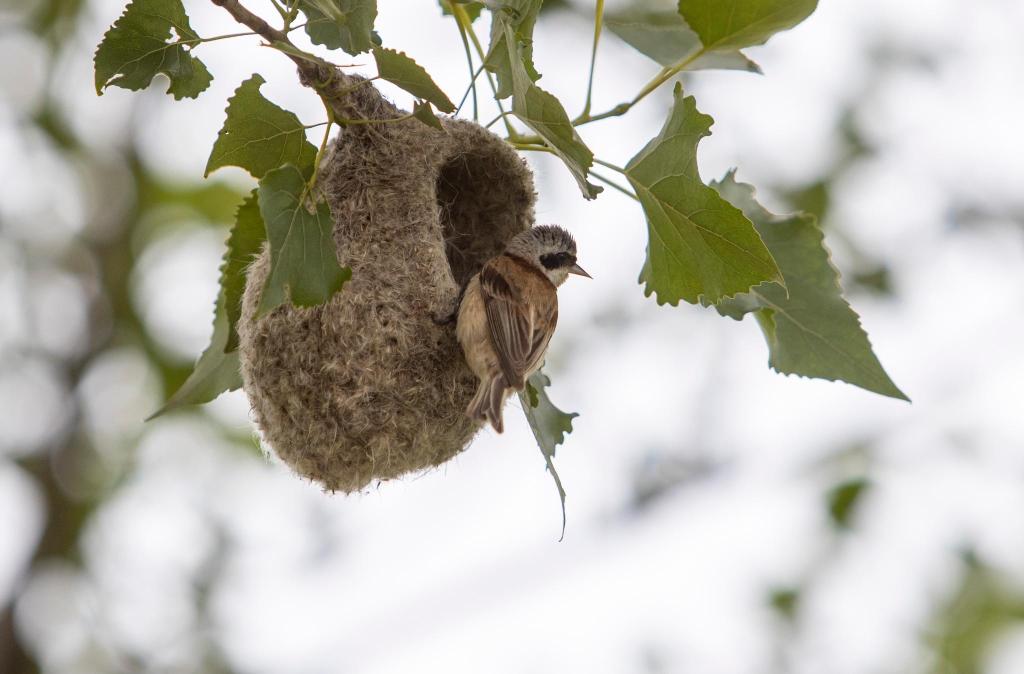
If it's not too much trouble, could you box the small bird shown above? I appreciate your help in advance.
[457,225,590,433]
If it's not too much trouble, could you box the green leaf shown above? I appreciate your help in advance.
[147,295,241,419]
[606,13,760,73]
[298,0,378,55]
[205,74,318,180]
[148,190,267,418]
[625,84,781,304]
[256,164,351,315]
[519,371,578,541]
[439,0,484,22]
[711,171,909,400]
[768,587,800,620]
[412,101,445,130]
[485,0,543,100]
[678,0,818,51]
[827,478,869,529]
[499,24,601,200]
[372,47,456,113]
[94,0,213,100]
[223,190,266,351]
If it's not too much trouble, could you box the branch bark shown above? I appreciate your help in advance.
[208,0,392,122]
[209,0,323,80]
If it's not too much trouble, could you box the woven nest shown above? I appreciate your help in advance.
[238,70,536,492]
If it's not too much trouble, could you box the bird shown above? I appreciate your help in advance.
[457,225,590,433]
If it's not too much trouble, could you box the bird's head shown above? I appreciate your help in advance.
[506,225,591,287]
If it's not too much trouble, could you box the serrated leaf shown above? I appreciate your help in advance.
[485,0,542,100]
[710,171,908,400]
[606,13,760,73]
[519,371,578,540]
[625,84,781,305]
[94,0,212,100]
[439,0,484,21]
[256,164,351,315]
[147,295,241,419]
[412,101,445,130]
[372,47,456,113]
[205,74,318,180]
[224,190,266,351]
[499,24,601,200]
[298,0,377,55]
[678,0,818,52]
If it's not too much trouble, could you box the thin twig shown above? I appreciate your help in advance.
[580,0,605,119]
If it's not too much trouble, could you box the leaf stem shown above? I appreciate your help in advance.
[335,113,414,126]
[592,157,626,174]
[283,0,301,30]
[455,63,487,116]
[510,142,553,154]
[451,2,516,138]
[485,111,514,129]
[195,29,259,43]
[590,171,637,200]
[450,6,479,121]
[571,47,707,128]
[186,19,307,48]
[580,0,605,119]
[268,0,288,20]
[306,117,334,195]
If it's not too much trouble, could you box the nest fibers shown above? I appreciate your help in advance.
[238,70,536,492]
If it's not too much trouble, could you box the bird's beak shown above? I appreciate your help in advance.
[569,263,592,279]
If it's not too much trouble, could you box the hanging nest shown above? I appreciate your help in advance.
[238,68,536,492]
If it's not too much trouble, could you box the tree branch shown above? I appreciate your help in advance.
[210,0,286,42]
[208,0,396,124]
[209,0,330,89]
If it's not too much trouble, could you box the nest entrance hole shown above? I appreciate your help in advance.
[437,149,533,287]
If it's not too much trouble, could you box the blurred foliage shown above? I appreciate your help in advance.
[826,477,869,530]
[768,587,800,622]
[0,1,257,672]
[0,1,1021,673]
[925,551,1024,674]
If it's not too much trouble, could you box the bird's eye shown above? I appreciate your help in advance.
[540,253,561,270]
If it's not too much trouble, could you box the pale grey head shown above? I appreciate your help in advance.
[504,225,591,286]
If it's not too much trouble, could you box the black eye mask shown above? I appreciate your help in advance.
[540,252,576,270]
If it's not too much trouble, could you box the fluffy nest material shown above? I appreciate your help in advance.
[238,71,536,492]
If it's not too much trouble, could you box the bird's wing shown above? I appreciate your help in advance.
[480,259,556,390]
[524,299,557,376]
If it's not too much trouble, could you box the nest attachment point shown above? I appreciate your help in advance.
[238,73,536,492]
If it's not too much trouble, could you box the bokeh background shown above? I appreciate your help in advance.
[2,0,1024,672]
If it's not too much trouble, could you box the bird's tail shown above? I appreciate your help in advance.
[467,376,509,433]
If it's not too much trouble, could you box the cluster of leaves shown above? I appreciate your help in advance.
[95,0,907,528]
